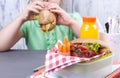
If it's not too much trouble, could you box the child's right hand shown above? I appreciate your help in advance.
[20,1,44,22]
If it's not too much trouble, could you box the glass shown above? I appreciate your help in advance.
[80,16,98,40]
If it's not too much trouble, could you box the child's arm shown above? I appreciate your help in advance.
[0,15,24,51]
[0,1,44,51]
[69,20,81,38]
[47,3,81,38]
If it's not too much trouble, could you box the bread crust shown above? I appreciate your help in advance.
[70,38,109,48]
[70,38,111,58]
[39,9,56,32]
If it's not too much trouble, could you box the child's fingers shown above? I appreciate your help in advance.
[49,9,62,15]
[30,8,40,13]
[32,5,43,11]
[46,3,60,10]
[33,1,44,8]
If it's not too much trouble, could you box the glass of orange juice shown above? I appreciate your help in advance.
[80,16,98,40]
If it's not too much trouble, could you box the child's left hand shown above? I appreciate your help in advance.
[45,2,75,27]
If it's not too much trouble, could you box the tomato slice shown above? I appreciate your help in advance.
[79,45,87,50]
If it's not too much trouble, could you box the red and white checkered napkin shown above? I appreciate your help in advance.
[44,46,102,74]
[106,66,120,78]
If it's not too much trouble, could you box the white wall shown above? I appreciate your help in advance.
[0,0,120,49]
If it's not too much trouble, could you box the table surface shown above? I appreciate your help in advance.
[0,50,120,78]
[0,50,46,78]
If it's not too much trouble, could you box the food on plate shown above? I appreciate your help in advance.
[70,39,112,58]
[38,9,56,32]
[57,38,112,62]
[57,36,70,55]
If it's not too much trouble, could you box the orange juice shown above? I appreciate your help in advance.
[80,16,98,40]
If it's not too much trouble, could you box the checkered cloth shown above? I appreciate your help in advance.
[105,66,120,78]
[45,44,104,73]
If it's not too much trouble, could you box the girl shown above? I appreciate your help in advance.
[0,0,82,51]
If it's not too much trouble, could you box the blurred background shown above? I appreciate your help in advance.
[0,0,120,49]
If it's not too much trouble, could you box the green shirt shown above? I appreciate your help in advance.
[20,13,82,50]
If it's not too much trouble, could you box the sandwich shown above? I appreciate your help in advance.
[38,9,56,32]
[70,39,112,62]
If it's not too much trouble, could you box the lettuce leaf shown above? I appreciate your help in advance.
[46,24,51,32]
[86,42,100,52]
[34,14,39,20]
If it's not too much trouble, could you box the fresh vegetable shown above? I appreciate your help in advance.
[34,14,39,20]
[57,36,70,55]
[38,9,56,32]
[86,42,100,52]
[46,24,51,32]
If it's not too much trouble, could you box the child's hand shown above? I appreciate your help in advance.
[47,3,75,27]
[20,1,44,21]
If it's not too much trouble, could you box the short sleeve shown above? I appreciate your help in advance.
[69,12,82,24]
[20,21,29,37]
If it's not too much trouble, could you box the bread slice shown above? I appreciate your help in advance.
[39,9,56,32]
[70,38,112,63]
